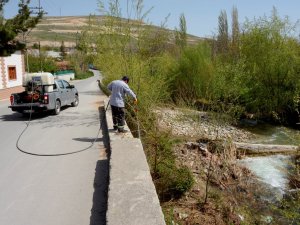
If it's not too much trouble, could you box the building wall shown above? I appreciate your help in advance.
[0,51,25,100]
[0,57,5,90]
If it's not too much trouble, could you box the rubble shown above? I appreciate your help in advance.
[155,107,255,142]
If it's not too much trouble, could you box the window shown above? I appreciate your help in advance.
[8,66,16,80]
[62,80,70,88]
[57,80,64,89]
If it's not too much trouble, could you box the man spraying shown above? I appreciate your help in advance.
[107,76,137,133]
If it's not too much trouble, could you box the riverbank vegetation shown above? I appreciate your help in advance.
[80,0,300,223]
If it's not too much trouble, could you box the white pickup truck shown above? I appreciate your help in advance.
[9,72,79,115]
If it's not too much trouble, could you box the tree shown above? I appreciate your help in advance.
[240,7,300,123]
[0,0,9,12]
[0,0,43,56]
[175,13,187,50]
[60,41,67,60]
[216,10,229,55]
[231,6,240,59]
[27,53,58,73]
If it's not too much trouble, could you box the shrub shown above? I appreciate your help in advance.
[168,43,213,104]
[155,163,194,201]
[27,54,58,73]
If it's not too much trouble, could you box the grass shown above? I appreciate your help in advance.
[30,31,77,42]
[36,25,83,31]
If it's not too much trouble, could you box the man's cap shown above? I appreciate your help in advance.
[121,76,130,82]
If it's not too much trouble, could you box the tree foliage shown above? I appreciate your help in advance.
[216,10,229,55]
[27,53,58,73]
[0,0,43,56]
[59,41,67,59]
[230,6,240,59]
[169,43,213,104]
[240,8,300,122]
[175,13,187,50]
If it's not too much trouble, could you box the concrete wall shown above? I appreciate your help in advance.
[54,73,75,81]
[104,101,166,225]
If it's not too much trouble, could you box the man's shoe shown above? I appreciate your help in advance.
[113,125,118,130]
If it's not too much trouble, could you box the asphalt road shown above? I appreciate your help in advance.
[0,71,108,225]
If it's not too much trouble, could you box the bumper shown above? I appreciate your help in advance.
[9,103,49,112]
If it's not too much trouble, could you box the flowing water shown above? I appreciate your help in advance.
[238,122,299,196]
[240,122,300,145]
[239,155,292,196]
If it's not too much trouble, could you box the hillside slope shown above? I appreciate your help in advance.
[25,16,203,48]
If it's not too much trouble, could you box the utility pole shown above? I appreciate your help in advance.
[30,0,44,14]
[30,0,47,72]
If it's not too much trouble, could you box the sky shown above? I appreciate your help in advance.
[3,0,300,38]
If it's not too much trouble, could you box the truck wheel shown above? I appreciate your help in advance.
[71,95,79,107]
[53,100,61,115]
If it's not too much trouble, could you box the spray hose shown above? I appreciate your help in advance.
[15,85,105,157]
[16,123,102,157]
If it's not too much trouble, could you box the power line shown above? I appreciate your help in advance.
[30,0,47,15]
[42,0,59,16]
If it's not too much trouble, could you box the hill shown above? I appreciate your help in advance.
[25,16,203,48]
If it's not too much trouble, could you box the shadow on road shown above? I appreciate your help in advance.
[73,137,103,143]
[0,112,49,121]
[89,105,111,225]
[0,106,71,122]
[89,159,109,225]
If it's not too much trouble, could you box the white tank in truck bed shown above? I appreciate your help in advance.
[23,72,55,86]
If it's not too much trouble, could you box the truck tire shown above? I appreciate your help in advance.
[53,100,61,115]
[71,95,79,107]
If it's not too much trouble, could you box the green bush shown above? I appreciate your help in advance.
[168,43,213,104]
[155,163,194,201]
[239,10,300,123]
[27,54,58,73]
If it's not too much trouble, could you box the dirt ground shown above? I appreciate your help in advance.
[162,139,282,225]
[155,107,281,225]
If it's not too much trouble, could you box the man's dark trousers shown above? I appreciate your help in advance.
[111,105,125,131]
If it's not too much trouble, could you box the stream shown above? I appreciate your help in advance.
[239,155,292,196]
[234,124,300,224]
[238,123,299,197]
[244,123,300,145]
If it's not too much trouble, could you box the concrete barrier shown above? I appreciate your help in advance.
[104,100,166,225]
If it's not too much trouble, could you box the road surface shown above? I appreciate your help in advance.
[0,71,108,225]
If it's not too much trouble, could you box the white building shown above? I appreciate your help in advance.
[0,51,25,100]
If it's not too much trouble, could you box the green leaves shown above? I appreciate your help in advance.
[0,0,43,56]
[170,43,213,104]
[240,9,300,120]
[0,0,9,12]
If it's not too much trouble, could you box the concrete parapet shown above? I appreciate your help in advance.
[104,102,166,225]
